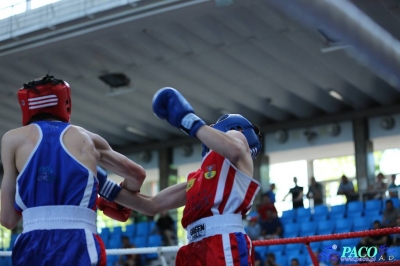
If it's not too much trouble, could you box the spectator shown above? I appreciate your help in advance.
[265,183,276,204]
[291,258,300,266]
[245,216,262,240]
[265,253,279,266]
[309,251,328,266]
[366,173,387,200]
[389,174,399,198]
[306,177,324,206]
[283,177,304,209]
[357,221,392,250]
[391,214,400,246]
[254,250,263,266]
[155,211,177,246]
[257,194,278,222]
[115,236,141,266]
[260,211,283,239]
[382,199,400,228]
[337,175,358,203]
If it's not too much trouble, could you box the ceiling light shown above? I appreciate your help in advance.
[99,73,130,88]
[329,90,344,101]
[105,87,136,97]
[126,126,148,138]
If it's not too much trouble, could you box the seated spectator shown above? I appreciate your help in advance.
[391,214,400,246]
[382,199,400,228]
[389,174,399,198]
[309,251,328,266]
[366,173,387,200]
[264,183,276,204]
[260,211,283,239]
[115,236,141,266]
[257,194,278,222]
[245,216,262,240]
[265,253,279,266]
[337,175,358,203]
[254,250,262,266]
[306,177,324,206]
[291,258,300,266]
[154,211,177,246]
[357,221,392,251]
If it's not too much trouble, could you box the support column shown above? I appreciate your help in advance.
[254,153,270,196]
[353,118,375,192]
[158,147,173,191]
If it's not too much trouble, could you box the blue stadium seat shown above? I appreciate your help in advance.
[299,222,316,236]
[313,205,329,220]
[287,253,307,266]
[329,205,346,220]
[346,201,364,218]
[124,224,135,237]
[268,244,285,255]
[107,237,121,249]
[132,236,147,248]
[317,220,334,235]
[283,223,300,238]
[340,238,359,248]
[365,199,382,213]
[285,243,304,254]
[135,222,150,236]
[275,255,287,266]
[281,209,296,223]
[334,218,353,233]
[321,240,339,251]
[309,241,321,252]
[296,207,312,221]
[106,256,118,266]
[254,246,269,258]
[146,235,163,260]
[352,217,371,231]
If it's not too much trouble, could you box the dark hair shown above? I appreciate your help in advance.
[30,113,59,123]
[291,258,299,263]
[386,199,393,205]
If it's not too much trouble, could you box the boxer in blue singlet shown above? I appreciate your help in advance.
[0,75,146,266]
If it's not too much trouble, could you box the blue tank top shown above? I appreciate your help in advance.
[14,121,98,213]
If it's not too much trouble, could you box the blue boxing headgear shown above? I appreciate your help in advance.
[201,114,262,159]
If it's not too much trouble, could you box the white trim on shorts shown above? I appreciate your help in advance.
[185,214,245,243]
[22,205,97,234]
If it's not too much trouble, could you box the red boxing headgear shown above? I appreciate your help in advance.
[17,75,72,126]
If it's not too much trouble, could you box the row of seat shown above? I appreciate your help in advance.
[281,199,397,223]
[281,215,383,238]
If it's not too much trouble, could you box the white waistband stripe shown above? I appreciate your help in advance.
[186,214,244,243]
[22,206,97,234]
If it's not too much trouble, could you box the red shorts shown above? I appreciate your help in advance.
[175,232,252,266]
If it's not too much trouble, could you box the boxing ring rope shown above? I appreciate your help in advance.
[1,228,400,265]
[253,227,400,266]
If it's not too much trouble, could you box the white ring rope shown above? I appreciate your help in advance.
[0,246,181,257]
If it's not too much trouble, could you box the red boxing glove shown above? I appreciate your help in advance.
[97,197,132,222]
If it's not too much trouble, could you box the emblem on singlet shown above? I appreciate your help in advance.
[190,223,206,241]
[186,179,196,191]
[204,164,216,179]
[37,166,56,182]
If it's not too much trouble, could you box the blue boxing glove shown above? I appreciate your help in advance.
[152,87,206,137]
[96,166,121,202]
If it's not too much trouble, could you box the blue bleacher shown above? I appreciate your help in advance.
[335,218,353,233]
[339,238,359,248]
[281,209,296,223]
[313,205,329,220]
[346,201,364,218]
[296,207,312,223]
[135,222,151,237]
[285,243,304,254]
[309,241,321,252]
[352,217,371,231]
[299,222,316,236]
[383,198,400,209]
[329,205,346,220]
[254,246,269,258]
[283,223,300,238]
[146,235,163,260]
[124,224,135,238]
[365,199,382,213]
[317,220,334,235]
[132,236,147,248]
[268,244,285,255]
